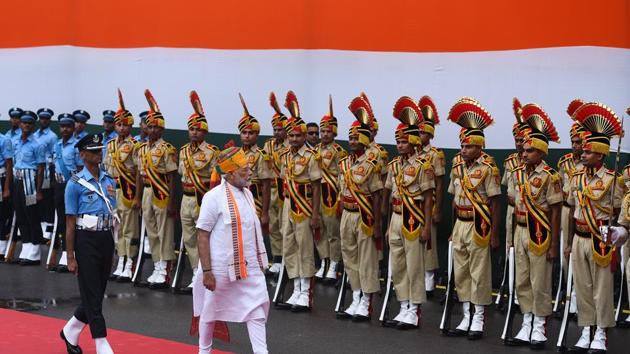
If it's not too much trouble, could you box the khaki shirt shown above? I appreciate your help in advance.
[339,152,383,199]
[178,141,220,185]
[621,163,630,190]
[508,161,563,216]
[281,144,321,183]
[448,154,501,208]
[317,142,347,182]
[263,137,290,179]
[617,192,630,227]
[104,136,138,178]
[418,144,445,177]
[137,137,178,177]
[501,152,521,187]
[385,153,435,202]
[567,165,624,222]
[557,153,584,196]
[368,141,389,176]
[242,145,273,184]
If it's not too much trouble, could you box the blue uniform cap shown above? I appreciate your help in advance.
[37,108,54,119]
[58,113,75,125]
[102,110,115,123]
[8,107,23,118]
[73,110,91,123]
[76,133,104,151]
[20,110,38,123]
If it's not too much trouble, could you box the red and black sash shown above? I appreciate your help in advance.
[183,144,211,207]
[341,157,375,236]
[455,162,492,247]
[515,168,551,256]
[392,158,425,241]
[111,139,136,207]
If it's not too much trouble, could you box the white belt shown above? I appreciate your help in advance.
[77,214,113,231]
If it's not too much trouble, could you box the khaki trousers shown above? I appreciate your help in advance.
[514,225,552,316]
[115,189,139,257]
[424,223,439,271]
[388,212,425,304]
[180,195,200,269]
[281,201,315,279]
[339,210,379,294]
[561,206,571,278]
[315,212,341,262]
[452,219,492,305]
[142,186,175,262]
[269,187,283,259]
[572,235,614,328]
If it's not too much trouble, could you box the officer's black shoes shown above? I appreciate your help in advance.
[586,349,606,354]
[396,322,418,330]
[382,319,399,328]
[351,314,370,322]
[149,282,167,290]
[19,259,40,266]
[55,265,70,273]
[290,305,311,313]
[60,329,82,354]
[467,330,483,340]
[116,275,131,283]
[504,337,529,346]
[567,346,589,353]
[529,340,546,350]
[274,302,292,310]
[425,290,434,299]
[335,311,352,320]
[445,328,468,337]
[0,255,4,262]
[617,320,630,328]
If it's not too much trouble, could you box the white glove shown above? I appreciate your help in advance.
[600,225,628,247]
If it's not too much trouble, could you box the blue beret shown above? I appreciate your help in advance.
[37,108,54,119]
[76,133,104,151]
[8,108,23,118]
[20,111,38,123]
[58,113,75,125]
[102,110,115,122]
[73,110,90,123]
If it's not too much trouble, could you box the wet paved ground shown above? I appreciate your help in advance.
[1,261,627,354]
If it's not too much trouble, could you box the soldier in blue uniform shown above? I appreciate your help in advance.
[13,111,46,265]
[51,113,83,272]
[36,108,59,240]
[0,133,14,260]
[101,110,118,158]
[5,107,23,147]
[73,110,90,140]
[60,133,117,354]
[133,111,149,143]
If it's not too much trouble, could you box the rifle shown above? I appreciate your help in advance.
[132,220,148,285]
[379,252,394,326]
[334,270,349,316]
[170,234,187,293]
[615,245,627,323]
[4,212,17,263]
[45,211,59,270]
[272,259,289,307]
[439,240,456,334]
[495,247,509,311]
[552,229,565,314]
[501,246,517,341]
[556,252,574,351]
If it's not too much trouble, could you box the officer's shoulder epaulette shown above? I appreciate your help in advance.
[365,154,379,167]
[332,142,344,152]
[542,165,561,180]
[161,141,176,153]
[513,165,525,172]
[70,175,80,183]
[180,142,190,151]
[481,154,496,167]
[558,153,573,165]
[107,139,116,148]
[504,153,517,163]
[339,155,350,164]
[208,144,220,153]
[417,155,432,170]
[431,147,445,158]
[388,156,401,166]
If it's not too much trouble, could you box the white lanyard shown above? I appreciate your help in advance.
[76,177,114,214]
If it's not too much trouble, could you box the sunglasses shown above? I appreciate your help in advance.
[307,132,318,135]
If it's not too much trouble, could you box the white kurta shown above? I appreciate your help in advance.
[192,178,269,323]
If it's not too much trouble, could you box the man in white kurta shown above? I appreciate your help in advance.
[192,147,269,354]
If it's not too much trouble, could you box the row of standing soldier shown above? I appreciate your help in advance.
[0,90,628,354]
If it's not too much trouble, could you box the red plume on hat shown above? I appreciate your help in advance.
[447,97,493,130]
[359,92,375,120]
[114,88,134,125]
[418,95,439,125]
[572,102,622,137]
[521,103,560,143]
[567,99,585,117]
[513,97,523,123]
[284,90,300,119]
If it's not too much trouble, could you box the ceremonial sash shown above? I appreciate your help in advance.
[246,149,263,216]
[576,173,615,268]
[456,162,491,247]
[341,157,375,236]
[320,160,339,217]
[515,169,551,256]
[183,144,210,208]
[392,159,425,241]
[111,139,137,208]
[270,140,286,204]
[285,155,314,223]
[143,144,170,209]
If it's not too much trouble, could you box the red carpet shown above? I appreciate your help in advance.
[0,308,231,354]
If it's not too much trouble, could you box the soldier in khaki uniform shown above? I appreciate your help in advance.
[417,95,445,295]
[178,91,220,285]
[445,97,501,340]
[263,92,290,275]
[564,102,623,353]
[615,169,630,328]
[276,91,322,312]
[238,94,272,245]
[382,97,434,329]
[133,90,178,288]
[103,89,139,282]
[314,96,347,282]
[504,103,563,349]
[336,96,383,321]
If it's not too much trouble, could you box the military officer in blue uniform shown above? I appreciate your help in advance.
[51,113,83,272]
[13,111,46,265]
[133,111,149,143]
[60,133,117,354]
[36,108,59,240]
[73,110,90,140]
[101,110,118,157]
[5,107,23,147]
[0,133,14,260]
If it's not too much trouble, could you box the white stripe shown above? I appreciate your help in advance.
[0,46,628,150]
